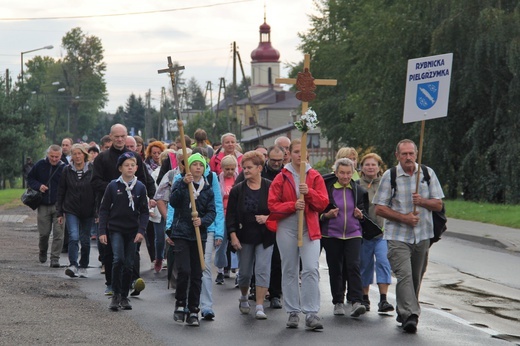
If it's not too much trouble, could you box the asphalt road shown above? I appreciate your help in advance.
[75,239,516,346]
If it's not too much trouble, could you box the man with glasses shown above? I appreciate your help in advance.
[274,136,291,165]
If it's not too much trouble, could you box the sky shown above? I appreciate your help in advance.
[0,0,318,113]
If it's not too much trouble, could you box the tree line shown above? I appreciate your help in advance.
[297,0,520,204]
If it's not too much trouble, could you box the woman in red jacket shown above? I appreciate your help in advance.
[267,139,328,330]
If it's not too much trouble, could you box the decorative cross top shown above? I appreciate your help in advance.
[276,53,337,247]
[158,56,185,112]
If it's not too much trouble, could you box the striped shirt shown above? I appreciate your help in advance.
[372,163,444,244]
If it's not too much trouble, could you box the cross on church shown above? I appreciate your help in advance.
[276,53,337,247]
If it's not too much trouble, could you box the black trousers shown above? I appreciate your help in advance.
[322,237,363,304]
[173,238,205,313]
[268,240,282,299]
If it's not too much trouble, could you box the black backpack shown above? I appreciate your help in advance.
[390,164,447,246]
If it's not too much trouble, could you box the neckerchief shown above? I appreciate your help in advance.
[117,176,137,211]
[189,177,205,208]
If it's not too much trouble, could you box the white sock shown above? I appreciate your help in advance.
[256,304,264,311]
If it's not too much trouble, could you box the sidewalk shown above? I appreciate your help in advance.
[445,218,520,252]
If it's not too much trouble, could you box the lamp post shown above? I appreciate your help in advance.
[20,45,53,87]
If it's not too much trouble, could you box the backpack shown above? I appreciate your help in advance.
[390,164,447,245]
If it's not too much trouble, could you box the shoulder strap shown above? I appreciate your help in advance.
[390,166,397,197]
[206,171,213,186]
[421,164,430,185]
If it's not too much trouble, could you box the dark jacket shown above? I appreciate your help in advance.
[56,162,96,218]
[226,178,274,248]
[169,177,216,242]
[91,145,156,203]
[98,179,149,236]
[320,174,369,237]
[27,158,65,206]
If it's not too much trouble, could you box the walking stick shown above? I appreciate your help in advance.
[178,119,205,271]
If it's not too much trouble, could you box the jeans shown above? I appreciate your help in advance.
[173,238,205,313]
[110,231,137,297]
[200,232,214,313]
[37,204,64,261]
[153,218,166,261]
[360,237,392,287]
[65,214,93,268]
[214,226,228,268]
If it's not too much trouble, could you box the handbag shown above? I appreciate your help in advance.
[360,212,383,240]
[21,188,42,210]
[22,162,63,210]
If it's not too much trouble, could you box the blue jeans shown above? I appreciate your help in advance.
[214,226,228,268]
[360,237,392,287]
[153,218,166,261]
[110,231,137,297]
[66,214,93,268]
[200,232,214,313]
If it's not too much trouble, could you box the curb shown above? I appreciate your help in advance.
[444,231,508,250]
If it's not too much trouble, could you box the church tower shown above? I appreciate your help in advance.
[250,15,282,96]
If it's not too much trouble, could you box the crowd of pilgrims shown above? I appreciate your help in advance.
[27,124,397,330]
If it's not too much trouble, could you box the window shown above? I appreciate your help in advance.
[307,133,320,148]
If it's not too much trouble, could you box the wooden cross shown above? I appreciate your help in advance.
[158,56,185,117]
[275,53,337,247]
[158,57,205,271]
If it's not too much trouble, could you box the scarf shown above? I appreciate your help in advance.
[117,176,137,211]
[189,177,205,208]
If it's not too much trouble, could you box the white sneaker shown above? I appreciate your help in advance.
[255,309,267,319]
[350,302,367,317]
[333,303,345,315]
[65,266,78,278]
[78,268,88,278]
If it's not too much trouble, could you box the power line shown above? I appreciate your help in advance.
[0,0,253,21]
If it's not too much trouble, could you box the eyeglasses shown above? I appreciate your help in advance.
[269,159,283,163]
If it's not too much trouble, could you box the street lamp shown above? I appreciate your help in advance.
[20,45,53,86]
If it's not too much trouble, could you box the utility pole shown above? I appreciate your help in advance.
[217,77,228,132]
[232,41,238,137]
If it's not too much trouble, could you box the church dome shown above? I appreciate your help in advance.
[251,20,280,63]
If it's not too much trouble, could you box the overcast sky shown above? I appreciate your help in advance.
[0,0,318,113]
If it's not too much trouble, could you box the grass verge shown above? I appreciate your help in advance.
[0,189,25,209]
[444,200,520,229]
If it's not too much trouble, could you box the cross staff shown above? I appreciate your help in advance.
[158,57,205,271]
[276,54,337,247]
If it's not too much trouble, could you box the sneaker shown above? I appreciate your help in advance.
[333,303,345,316]
[186,312,200,326]
[286,312,300,328]
[78,268,88,278]
[104,285,113,296]
[215,273,224,285]
[239,296,250,314]
[39,253,47,263]
[224,269,230,278]
[130,278,145,296]
[201,309,215,320]
[120,297,132,310]
[50,259,60,268]
[234,276,239,288]
[65,266,78,278]
[350,302,367,317]
[109,294,121,311]
[100,265,105,274]
[305,313,323,330]
[255,309,267,320]
[362,299,371,312]
[173,306,186,323]
[403,314,418,333]
[154,259,162,273]
[162,259,168,268]
[270,297,282,309]
[378,300,395,313]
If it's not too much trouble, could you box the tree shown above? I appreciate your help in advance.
[124,94,146,136]
[184,77,206,110]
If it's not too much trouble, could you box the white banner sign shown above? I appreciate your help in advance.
[403,53,453,123]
